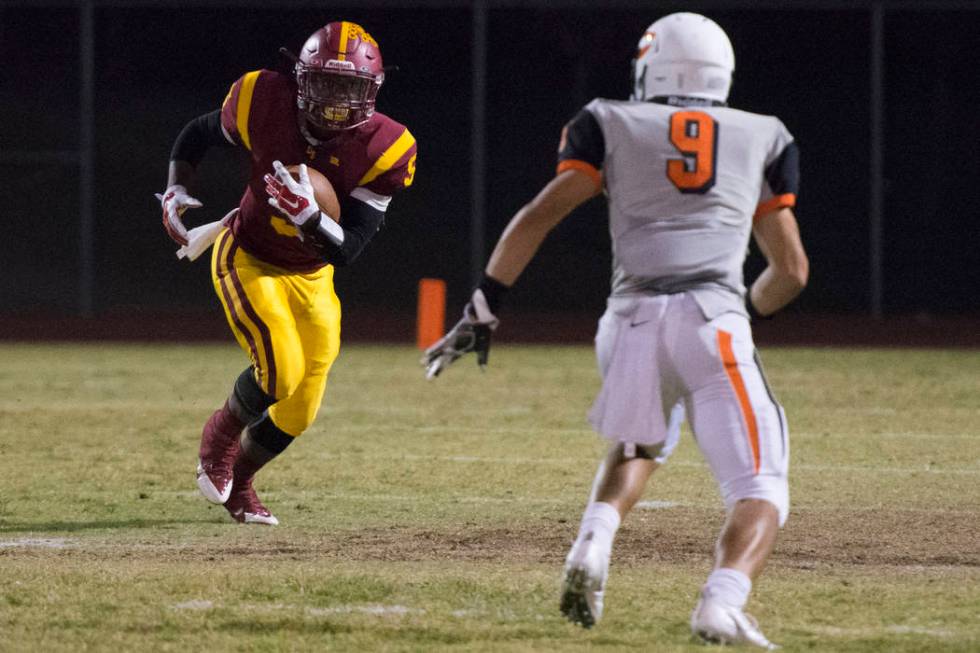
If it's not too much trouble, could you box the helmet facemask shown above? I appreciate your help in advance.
[292,22,386,133]
[296,64,382,131]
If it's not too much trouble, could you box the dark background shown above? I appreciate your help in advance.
[1,2,978,341]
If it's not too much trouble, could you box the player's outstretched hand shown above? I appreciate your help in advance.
[156,184,202,246]
[264,160,320,230]
[422,288,499,380]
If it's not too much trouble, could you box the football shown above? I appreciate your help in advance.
[286,164,341,222]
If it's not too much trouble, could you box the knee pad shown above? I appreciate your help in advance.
[720,473,789,527]
[229,367,276,424]
[248,413,296,455]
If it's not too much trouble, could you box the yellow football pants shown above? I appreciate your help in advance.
[211,228,341,436]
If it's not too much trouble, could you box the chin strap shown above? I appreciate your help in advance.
[297,113,323,147]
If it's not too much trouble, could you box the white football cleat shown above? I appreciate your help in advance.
[691,595,779,649]
[559,534,609,628]
[223,482,279,526]
[196,460,233,504]
[196,408,241,504]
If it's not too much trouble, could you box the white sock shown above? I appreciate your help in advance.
[575,501,621,553]
[703,568,752,609]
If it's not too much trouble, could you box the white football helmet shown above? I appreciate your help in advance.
[631,13,735,103]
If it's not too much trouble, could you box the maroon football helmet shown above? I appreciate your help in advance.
[295,22,384,131]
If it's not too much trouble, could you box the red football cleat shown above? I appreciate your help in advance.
[223,481,278,526]
[196,406,242,504]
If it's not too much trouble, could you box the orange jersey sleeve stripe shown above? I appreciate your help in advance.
[235,71,262,151]
[358,129,416,186]
[753,193,796,220]
[557,159,602,190]
[717,329,761,474]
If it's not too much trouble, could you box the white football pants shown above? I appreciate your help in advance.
[589,292,790,525]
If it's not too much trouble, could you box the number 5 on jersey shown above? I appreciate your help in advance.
[667,111,718,194]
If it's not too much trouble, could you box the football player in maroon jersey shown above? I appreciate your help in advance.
[158,21,417,525]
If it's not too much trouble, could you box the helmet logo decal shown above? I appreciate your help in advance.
[336,21,378,62]
[322,105,351,121]
[348,23,378,48]
[325,59,356,71]
[637,32,656,59]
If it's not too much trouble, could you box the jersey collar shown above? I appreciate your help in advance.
[650,95,727,108]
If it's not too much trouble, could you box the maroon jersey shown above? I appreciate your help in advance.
[220,69,417,271]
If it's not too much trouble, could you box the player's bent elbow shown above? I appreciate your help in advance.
[789,254,810,290]
[776,251,809,292]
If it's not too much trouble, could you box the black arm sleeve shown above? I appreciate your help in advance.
[170,110,234,166]
[764,141,800,197]
[557,108,605,170]
[307,197,386,267]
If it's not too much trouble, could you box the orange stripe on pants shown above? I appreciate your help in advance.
[717,329,760,474]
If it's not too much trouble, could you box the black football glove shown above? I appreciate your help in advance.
[422,288,499,379]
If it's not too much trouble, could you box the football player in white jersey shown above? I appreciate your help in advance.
[423,12,808,649]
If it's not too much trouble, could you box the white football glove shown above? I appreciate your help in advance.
[155,184,202,246]
[422,288,500,380]
[263,160,320,231]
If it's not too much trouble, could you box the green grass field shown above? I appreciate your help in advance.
[0,343,977,652]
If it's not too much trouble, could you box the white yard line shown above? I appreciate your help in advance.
[173,449,978,476]
[807,624,959,638]
[306,604,416,617]
[328,423,978,440]
[385,453,980,476]
[171,600,214,611]
[790,462,979,476]
[168,489,570,505]
[169,600,418,617]
[0,538,74,549]
[167,489,976,514]
[795,431,979,440]
[635,500,681,510]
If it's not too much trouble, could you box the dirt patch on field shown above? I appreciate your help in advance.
[23,507,973,570]
[5,507,974,571]
[775,509,980,568]
[331,508,980,570]
[315,508,980,570]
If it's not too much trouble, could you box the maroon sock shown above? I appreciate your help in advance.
[211,399,246,435]
[232,429,279,487]
[200,399,245,460]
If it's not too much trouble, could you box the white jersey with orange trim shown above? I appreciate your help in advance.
[557,97,799,319]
